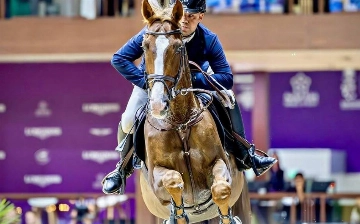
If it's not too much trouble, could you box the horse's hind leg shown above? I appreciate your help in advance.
[153,166,188,224]
[211,159,239,224]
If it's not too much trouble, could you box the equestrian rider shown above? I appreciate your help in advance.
[102,0,277,194]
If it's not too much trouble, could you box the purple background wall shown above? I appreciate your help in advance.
[1,63,360,195]
[0,62,135,193]
[269,71,360,172]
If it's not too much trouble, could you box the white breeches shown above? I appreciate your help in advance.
[121,85,148,134]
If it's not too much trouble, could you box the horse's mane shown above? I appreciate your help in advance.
[143,0,180,26]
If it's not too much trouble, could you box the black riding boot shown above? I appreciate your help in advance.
[102,122,140,194]
[229,102,277,176]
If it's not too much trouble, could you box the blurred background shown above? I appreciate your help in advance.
[0,0,360,223]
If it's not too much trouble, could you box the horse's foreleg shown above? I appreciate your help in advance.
[153,166,188,224]
[211,159,234,224]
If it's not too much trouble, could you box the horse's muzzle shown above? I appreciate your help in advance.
[150,99,169,119]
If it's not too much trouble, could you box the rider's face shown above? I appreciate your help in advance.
[180,12,204,37]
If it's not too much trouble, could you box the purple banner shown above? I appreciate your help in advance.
[269,70,360,172]
[0,62,134,193]
[233,73,253,142]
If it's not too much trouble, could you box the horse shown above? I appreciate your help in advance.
[137,0,251,223]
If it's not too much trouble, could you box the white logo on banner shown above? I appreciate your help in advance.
[234,74,254,111]
[34,101,52,117]
[92,173,105,189]
[82,150,119,164]
[24,174,62,188]
[89,128,113,137]
[24,127,62,140]
[82,103,120,116]
[340,69,360,110]
[0,103,6,113]
[0,150,6,160]
[283,72,320,108]
[35,149,50,165]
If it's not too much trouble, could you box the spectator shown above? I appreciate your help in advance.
[268,151,285,192]
[70,198,95,224]
[282,172,307,223]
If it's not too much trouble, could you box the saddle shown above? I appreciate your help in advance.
[132,93,237,165]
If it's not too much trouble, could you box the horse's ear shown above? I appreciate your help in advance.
[142,0,155,22]
[171,0,183,24]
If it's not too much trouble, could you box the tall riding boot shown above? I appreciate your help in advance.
[102,122,137,194]
[228,102,277,176]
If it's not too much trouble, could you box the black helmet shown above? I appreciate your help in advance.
[172,0,206,13]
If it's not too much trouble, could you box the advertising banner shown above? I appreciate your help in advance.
[269,70,360,172]
[0,62,134,193]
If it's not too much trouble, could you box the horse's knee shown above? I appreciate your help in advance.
[211,180,231,205]
[162,170,184,194]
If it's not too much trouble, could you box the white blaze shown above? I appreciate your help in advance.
[151,35,169,110]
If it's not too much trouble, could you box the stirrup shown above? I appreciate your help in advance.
[101,169,126,195]
[236,144,273,177]
[247,144,260,176]
[101,160,130,195]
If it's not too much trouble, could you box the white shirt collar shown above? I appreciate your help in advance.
[182,32,195,43]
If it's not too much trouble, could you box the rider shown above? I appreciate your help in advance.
[102,0,277,194]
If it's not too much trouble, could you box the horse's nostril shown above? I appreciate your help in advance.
[164,101,169,111]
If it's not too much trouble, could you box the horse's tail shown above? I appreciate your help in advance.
[233,173,252,224]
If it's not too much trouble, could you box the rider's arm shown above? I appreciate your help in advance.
[192,35,233,90]
[111,27,147,89]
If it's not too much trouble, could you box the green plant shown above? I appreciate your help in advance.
[0,199,20,224]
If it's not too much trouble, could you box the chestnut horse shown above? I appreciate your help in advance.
[138,0,251,223]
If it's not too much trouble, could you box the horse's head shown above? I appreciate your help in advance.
[142,0,186,119]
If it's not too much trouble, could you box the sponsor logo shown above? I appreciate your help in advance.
[283,72,320,108]
[34,149,50,165]
[34,101,52,117]
[0,150,6,160]
[24,127,62,140]
[82,150,119,164]
[340,69,360,110]
[0,103,6,113]
[89,128,113,137]
[92,173,105,190]
[82,103,120,116]
[24,174,62,188]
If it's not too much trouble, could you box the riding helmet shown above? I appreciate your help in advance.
[172,0,207,13]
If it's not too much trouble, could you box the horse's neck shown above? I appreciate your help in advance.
[170,70,199,122]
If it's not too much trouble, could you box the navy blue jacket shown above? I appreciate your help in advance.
[111,23,233,90]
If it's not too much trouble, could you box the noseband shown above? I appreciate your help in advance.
[144,28,187,100]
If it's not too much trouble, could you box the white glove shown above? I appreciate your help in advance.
[216,90,236,109]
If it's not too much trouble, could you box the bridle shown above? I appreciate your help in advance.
[144,28,188,101]
[143,27,214,131]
